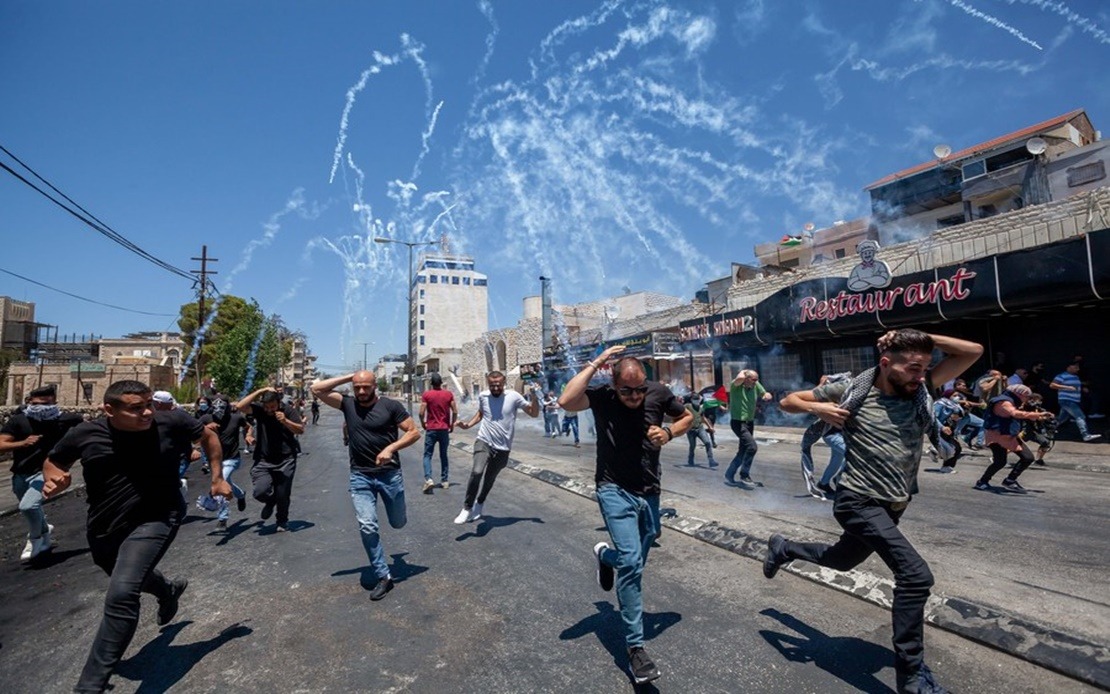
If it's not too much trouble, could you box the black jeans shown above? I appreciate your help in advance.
[464,439,510,509]
[980,442,1034,484]
[251,457,297,524]
[782,489,933,686]
[725,420,757,481]
[77,519,180,693]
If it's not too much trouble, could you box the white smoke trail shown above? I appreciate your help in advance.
[328,50,401,184]
[947,0,1043,50]
[1002,0,1110,45]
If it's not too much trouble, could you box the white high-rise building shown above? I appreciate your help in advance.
[412,252,488,381]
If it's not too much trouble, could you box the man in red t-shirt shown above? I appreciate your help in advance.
[419,372,458,493]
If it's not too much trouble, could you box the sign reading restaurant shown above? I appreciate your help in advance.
[799,266,977,323]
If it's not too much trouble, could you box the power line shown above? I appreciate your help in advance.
[0,265,178,317]
[0,145,195,282]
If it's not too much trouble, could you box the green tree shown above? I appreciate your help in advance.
[206,303,266,397]
[177,295,255,381]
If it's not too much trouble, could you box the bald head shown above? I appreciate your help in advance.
[352,370,378,404]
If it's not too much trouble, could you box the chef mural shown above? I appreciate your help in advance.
[846,239,893,291]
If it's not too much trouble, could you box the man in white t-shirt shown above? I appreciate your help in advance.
[453,371,541,523]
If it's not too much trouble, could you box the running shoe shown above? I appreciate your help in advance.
[157,578,188,626]
[764,533,788,579]
[260,502,275,520]
[453,508,471,524]
[740,475,763,487]
[593,542,614,591]
[1001,477,1026,492]
[1083,434,1102,442]
[440,481,450,489]
[973,481,991,491]
[237,496,247,512]
[369,577,394,601]
[469,502,483,522]
[423,479,435,494]
[627,647,661,684]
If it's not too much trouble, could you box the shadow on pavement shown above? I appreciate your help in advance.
[559,600,681,690]
[25,547,90,570]
[114,620,252,693]
[454,515,544,541]
[758,608,894,694]
[332,552,429,589]
[256,520,316,536]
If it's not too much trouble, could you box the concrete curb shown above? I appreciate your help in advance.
[457,442,1110,689]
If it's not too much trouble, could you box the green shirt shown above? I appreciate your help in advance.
[729,382,766,422]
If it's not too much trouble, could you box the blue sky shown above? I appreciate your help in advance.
[2,0,1108,374]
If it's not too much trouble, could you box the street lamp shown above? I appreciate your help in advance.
[374,236,436,415]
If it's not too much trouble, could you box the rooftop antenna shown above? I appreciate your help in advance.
[1025,137,1047,155]
[933,144,952,160]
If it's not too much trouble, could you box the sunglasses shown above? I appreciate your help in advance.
[617,385,649,396]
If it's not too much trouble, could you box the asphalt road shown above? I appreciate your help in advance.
[0,411,1098,693]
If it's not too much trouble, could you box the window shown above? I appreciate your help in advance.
[758,352,802,393]
[419,336,425,346]
[419,305,425,315]
[419,320,424,330]
[834,248,846,259]
[936,214,965,229]
[463,277,471,285]
[419,289,425,298]
[430,276,438,284]
[441,275,448,283]
[961,159,986,181]
[822,346,874,377]
[475,279,487,286]
[452,276,460,285]
[416,275,426,283]
[1067,161,1106,187]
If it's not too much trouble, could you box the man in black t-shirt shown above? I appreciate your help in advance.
[559,345,691,686]
[41,379,229,693]
[0,385,83,561]
[234,387,305,532]
[199,397,253,530]
[312,371,420,600]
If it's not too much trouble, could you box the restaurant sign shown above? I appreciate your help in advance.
[799,267,977,323]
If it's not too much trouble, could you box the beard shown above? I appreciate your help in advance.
[886,374,921,399]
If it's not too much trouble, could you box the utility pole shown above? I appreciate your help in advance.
[359,342,374,373]
[190,246,218,392]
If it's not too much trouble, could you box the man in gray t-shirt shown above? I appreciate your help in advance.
[768,329,982,694]
[453,371,540,524]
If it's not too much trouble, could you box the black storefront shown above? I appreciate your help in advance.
[679,227,1110,420]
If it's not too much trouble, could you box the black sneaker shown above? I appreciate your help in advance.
[157,578,188,626]
[1001,477,1026,492]
[764,533,788,579]
[628,646,661,684]
[1033,459,1047,467]
[973,481,991,491]
[740,475,764,487]
[816,481,836,497]
[216,519,228,531]
[369,577,394,601]
[275,523,289,533]
[260,502,275,520]
[898,663,950,694]
[593,542,614,591]
[201,464,211,475]
[237,496,247,512]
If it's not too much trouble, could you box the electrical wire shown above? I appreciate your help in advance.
[0,145,195,282]
[0,266,179,316]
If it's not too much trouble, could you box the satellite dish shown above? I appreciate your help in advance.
[933,144,952,160]
[1026,137,1047,155]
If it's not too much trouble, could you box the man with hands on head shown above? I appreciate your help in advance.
[234,385,305,532]
[768,330,982,694]
[725,369,774,487]
[559,345,692,685]
[41,379,230,693]
[312,371,420,600]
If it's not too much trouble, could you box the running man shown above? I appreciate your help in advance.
[0,385,83,561]
[769,329,982,694]
[234,386,305,532]
[312,371,420,600]
[725,369,774,487]
[41,380,229,693]
[199,397,253,530]
[419,372,457,492]
[559,345,692,685]
[453,371,540,524]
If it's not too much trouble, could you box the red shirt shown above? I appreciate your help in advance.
[421,389,455,430]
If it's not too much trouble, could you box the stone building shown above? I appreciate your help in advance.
[5,362,175,407]
[0,297,37,358]
[97,332,187,370]
[413,251,488,384]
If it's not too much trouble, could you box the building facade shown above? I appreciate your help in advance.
[97,332,187,369]
[5,362,175,407]
[0,297,37,358]
[413,252,488,382]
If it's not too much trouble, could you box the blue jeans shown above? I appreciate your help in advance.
[544,412,560,436]
[422,430,450,482]
[820,432,846,487]
[12,472,48,539]
[562,416,579,442]
[1056,400,1091,438]
[726,420,757,481]
[596,483,660,649]
[349,469,407,581]
[216,458,245,521]
[686,428,714,465]
[956,413,984,445]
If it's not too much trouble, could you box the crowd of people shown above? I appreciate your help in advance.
[2,329,1104,693]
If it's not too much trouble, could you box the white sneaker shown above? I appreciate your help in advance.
[469,503,483,522]
[453,508,471,524]
[24,536,51,561]
[1083,434,1102,442]
[20,538,34,561]
[42,524,55,547]
[21,524,56,561]
[440,481,450,489]
[422,479,435,494]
